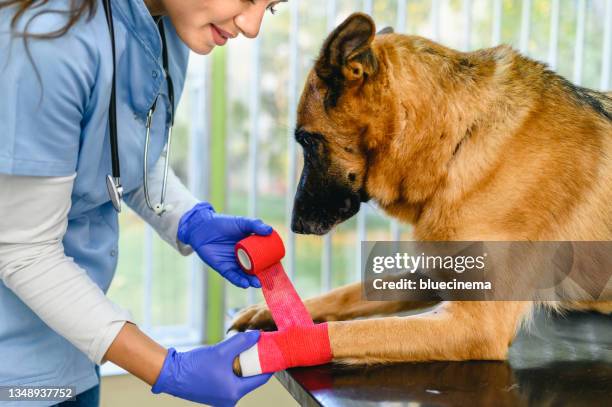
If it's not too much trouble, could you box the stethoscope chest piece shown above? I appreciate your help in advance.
[106,174,123,213]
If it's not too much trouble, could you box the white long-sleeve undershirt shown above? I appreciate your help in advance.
[0,160,199,364]
[123,159,198,255]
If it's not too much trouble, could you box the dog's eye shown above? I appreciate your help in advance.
[302,137,317,148]
[298,136,309,147]
[296,131,320,149]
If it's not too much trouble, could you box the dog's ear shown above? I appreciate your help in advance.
[315,13,377,84]
[377,26,394,35]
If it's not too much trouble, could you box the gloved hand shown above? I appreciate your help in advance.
[178,202,273,288]
[151,331,272,407]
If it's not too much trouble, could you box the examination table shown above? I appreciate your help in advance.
[274,309,612,406]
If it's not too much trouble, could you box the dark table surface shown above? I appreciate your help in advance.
[275,310,612,407]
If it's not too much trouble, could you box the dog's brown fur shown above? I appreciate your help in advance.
[230,13,612,366]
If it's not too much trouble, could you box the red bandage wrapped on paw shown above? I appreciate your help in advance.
[257,324,332,373]
[235,231,332,376]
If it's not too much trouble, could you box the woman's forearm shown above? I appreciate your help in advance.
[104,322,168,386]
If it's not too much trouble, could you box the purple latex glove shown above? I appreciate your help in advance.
[152,331,272,406]
[177,202,273,288]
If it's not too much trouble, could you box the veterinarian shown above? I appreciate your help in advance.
[0,0,285,405]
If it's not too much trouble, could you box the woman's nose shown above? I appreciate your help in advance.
[234,4,267,39]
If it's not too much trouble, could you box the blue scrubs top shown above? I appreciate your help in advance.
[0,0,188,401]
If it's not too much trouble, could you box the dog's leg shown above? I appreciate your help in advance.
[304,282,438,322]
[229,282,437,332]
[329,301,532,363]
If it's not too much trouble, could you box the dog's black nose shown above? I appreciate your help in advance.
[291,217,306,234]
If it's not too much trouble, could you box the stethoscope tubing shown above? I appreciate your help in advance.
[102,0,120,179]
[102,0,174,215]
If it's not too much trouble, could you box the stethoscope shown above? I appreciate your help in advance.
[102,0,174,216]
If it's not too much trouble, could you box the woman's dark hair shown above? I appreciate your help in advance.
[0,0,97,39]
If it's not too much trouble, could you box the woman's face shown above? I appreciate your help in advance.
[152,0,285,55]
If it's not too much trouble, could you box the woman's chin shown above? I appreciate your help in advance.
[175,30,216,55]
[191,44,215,55]
[181,36,214,55]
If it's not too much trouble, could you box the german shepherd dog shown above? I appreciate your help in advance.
[231,13,612,365]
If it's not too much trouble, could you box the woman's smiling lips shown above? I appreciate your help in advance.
[210,24,233,46]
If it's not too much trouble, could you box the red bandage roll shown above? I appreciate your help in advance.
[235,230,332,376]
[235,231,285,275]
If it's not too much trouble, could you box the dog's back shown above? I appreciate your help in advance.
[376,35,612,243]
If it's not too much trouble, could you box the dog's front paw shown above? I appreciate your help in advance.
[228,303,277,332]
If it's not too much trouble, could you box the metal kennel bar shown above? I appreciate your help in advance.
[548,0,560,70]
[143,226,153,331]
[492,0,503,45]
[519,0,532,54]
[285,0,300,280]
[431,0,441,41]
[603,0,612,90]
[247,35,262,305]
[462,0,473,51]
[574,0,587,85]
[188,64,209,341]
